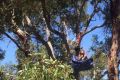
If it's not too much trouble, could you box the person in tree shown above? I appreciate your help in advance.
[72,46,93,80]
[78,48,87,61]
[72,47,88,63]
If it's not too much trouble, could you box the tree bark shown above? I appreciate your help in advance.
[45,26,56,60]
[108,27,119,80]
[34,31,56,60]
[108,0,120,80]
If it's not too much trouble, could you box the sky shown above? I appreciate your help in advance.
[0,36,17,65]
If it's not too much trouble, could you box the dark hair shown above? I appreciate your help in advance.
[74,46,80,56]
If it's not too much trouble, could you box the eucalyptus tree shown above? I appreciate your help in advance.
[39,0,106,60]
[98,0,120,79]
[106,0,120,80]
[0,0,112,79]
[1,0,120,80]
[0,0,106,61]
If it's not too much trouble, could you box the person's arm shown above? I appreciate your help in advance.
[82,51,88,60]
[82,54,87,60]
[72,55,83,64]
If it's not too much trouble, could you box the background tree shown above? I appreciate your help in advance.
[108,0,120,79]
[100,0,120,79]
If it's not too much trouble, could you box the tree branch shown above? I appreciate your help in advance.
[33,30,56,60]
[75,0,87,34]
[99,70,120,79]
[84,1,100,33]
[100,70,108,79]
[40,0,62,36]
[40,0,70,56]
[22,14,56,60]
[4,32,25,53]
[59,20,71,56]
[83,21,106,36]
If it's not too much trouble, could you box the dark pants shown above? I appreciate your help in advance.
[73,68,80,80]
[72,58,93,79]
[81,58,93,70]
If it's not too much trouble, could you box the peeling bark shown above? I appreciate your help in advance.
[10,9,30,57]
[34,31,56,60]
[45,26,56,60]
[108,26,119,80]
[108,0,120,80]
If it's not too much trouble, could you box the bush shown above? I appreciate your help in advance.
[16,53,73,80]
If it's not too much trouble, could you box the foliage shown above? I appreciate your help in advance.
[77,52,107,80]
[0,64,16,80]
[16,53,73,80]
[90,35,107,79]
[0,49,5,60]
[0,52,73,80]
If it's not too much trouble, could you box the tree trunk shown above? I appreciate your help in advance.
[45,27,56,60]
[61,20,70,57]
[108,0,120,80]
[108,27,119,80]
[76,32,83,47]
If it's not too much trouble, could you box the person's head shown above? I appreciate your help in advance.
[80,48,85,55]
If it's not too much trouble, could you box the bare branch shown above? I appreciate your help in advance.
[4,32,25,52]
[40,0,70,56]
[40,0,62,36]
[99,70,120,79]
[75,0,87,34]
[83,21,106,36]
[100,70,108,79]
[33,30,56,60]
[61,19,70,56]
[84,0,100,33]
[45,26,56,59]
[35,34,56,60]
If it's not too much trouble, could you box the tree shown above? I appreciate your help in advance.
[107,0,120,80]
[0,0,106,60]
[1,0,115,79]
